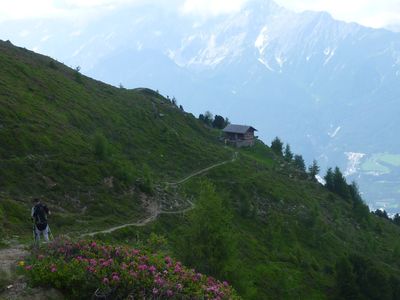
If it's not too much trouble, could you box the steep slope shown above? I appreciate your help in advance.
[0,39,231,236]
[1,41,400,299]
[2,0,399,212]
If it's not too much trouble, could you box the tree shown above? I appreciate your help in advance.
[349,181,362,203]
[349,181,370,222]
[179,105,184,111]
[335,258,361,300]
[284,144,293,162]
[324,168,334,192]
[171,96,177,106]
[308,160,320,181]
[93,133,109,160]
[224,117,230,127]
[204,111,213,126]
[271,137,283,156]
[180,181,236,279]
[333,167,350,199]
[293,154,306,172]
[393,214,400,226]
[373,209,389,220]
[74,66,82,83]
[212,115,226,129]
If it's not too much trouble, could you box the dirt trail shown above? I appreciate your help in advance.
[166,152,238,186]
[81,199,195,237]
[0,244,64,300]
[0,245,28,276]
[82,153,237,237]
[0,152,238,298]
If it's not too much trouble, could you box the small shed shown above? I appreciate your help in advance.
[223,124,257,147]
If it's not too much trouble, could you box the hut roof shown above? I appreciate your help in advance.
[222,124,257,134]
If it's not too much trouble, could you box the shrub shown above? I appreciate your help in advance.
[93,133,109,161]
[22,238,239,299]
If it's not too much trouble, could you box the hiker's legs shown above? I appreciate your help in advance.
[34,226,41,243]
[43,225,49,242]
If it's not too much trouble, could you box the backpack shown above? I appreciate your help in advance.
[33,204,48,227]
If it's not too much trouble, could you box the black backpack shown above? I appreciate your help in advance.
[33,204,48,227]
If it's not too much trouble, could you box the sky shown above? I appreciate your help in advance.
[0,0,399,31]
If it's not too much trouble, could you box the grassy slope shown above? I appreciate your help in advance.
[0,40,230,236]
[1,40,400,299]
[98,142,400,298]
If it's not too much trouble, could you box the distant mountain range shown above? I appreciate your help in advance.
[1,0,399,213]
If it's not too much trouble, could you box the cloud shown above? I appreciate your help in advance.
[0,0,64,21]
[274,0,400,30]
[0,0,399,31]
[180,0,247,16]
[0,0,151,22]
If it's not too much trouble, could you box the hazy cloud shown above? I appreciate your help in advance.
[274,0,400,30]
[180,0,246,16]
[0,0,151,21]
[0,0,399,31]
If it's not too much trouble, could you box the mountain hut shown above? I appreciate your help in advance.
[222,124,257,147]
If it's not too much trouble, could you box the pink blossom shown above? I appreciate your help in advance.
[90,241,97,248]
[102,277,109,285]
[89,259,97,266]
[154,277,165,286]
[51,266,57,273]
[176,283,183,291]
[174,264,182,273]
[148,265,156,273]
[138,264,148,271]
[166,290,174,297]
[25,265,33,271]
[112,274,120,282]
[152,288,159,295]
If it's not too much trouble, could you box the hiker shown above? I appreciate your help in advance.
[31,198,51,244]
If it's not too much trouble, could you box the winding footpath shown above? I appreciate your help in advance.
[166,152,238,186]
[0,153,238,299]
[81,152,237,237]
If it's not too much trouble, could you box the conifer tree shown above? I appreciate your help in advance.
[180,181,236,279]
[204,111,213,126]
[284,144,293,162]
[308,160,320,180]
[335,258,361,299]
[271,137,283,156]
[293,154,306,172]
[393,214,400,226]
[374,209,389,220]
[212,115,226,129]
[333,167,349,199]
[324,168,334,192]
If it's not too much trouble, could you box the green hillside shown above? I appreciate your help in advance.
[1,40,400,299]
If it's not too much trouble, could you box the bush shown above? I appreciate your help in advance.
[93,133,109,161]
[22,238,240,299]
